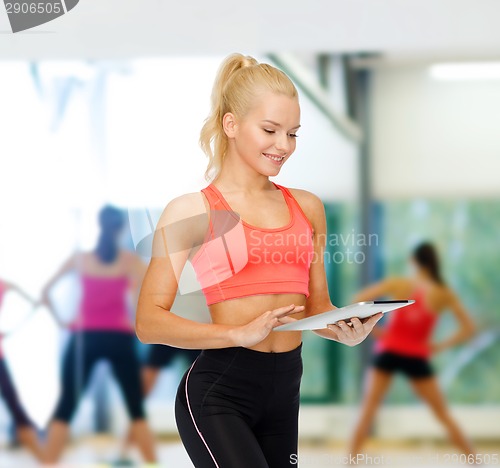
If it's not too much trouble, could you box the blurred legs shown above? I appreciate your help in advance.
[42,420,70,464]
[118,366,160,460]
[409,376,475,456]
[16,426,44,461]
[348,368,394,457]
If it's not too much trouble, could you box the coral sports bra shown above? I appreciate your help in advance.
[191,183,315,305]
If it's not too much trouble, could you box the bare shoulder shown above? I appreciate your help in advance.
[157,192,208,227]
[441,284,459,305]
[119,250,146,278]
[287,188,324,219]
[387,276,412,292]
[383,276,405,287]
[152,192,209,257]
[120,249,141,267]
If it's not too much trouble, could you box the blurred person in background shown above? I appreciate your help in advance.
[39,205,157,464]
[116,344,200,464]
[0,278,43,461]
[348,241,477,458]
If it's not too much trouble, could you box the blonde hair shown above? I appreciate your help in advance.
[200,53,298,181]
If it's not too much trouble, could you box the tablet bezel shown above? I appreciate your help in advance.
[274,300,415,331]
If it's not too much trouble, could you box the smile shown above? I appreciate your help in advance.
[262,153,285,163]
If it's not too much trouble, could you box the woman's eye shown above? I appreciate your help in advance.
[289,133,299,138]
[263,129,275,134]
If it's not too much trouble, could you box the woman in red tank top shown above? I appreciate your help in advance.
[348,242,477,458]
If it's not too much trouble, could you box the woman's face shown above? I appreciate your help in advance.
[227,91,301,177]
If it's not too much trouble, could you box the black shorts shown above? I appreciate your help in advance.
[145,344,200,369]
[373,351,434,379]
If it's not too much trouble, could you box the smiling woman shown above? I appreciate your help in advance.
[135,52,382,468]
[199,55,301,181]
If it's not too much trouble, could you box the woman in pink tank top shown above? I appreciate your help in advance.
[348,242,477,458]
[38,205,157,464]
[0,278,43,460]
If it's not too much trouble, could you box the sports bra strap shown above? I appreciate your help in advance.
[274,183,314,232]
[201,185,224,210]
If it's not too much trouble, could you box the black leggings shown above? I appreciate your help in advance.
[145,343,200,369]
[175,343,303,468]
[53,331,145,422]
[0,358,33,427]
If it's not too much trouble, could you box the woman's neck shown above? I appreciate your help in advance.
[414,269,435,286]
[214,155,273,193]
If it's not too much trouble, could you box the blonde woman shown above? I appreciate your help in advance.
[136,53,382,467]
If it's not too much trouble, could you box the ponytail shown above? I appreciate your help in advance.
[200,53,297,181]
[413,242,445,285]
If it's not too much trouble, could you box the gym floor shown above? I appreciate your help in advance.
[1,436,499,467]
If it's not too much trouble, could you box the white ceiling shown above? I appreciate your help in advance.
[1,0,500,60]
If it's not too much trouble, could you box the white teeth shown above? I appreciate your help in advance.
[263,153,284,162]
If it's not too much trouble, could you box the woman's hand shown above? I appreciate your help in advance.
[326,313,383,347]
[229,304,305,348]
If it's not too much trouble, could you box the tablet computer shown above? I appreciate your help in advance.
[274,300,415,331]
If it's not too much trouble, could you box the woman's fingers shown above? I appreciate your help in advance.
[326,313,385,346]
[272,304,305,318]
[337,320,353,336]
[327,322,346,338]
[362,312,384,330]
[275,315,298,325]
[350,317,365,334]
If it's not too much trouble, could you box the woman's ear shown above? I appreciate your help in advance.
[222,112,237,138]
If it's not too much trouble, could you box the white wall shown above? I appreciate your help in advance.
[371,66,500,198]
[2,1,500,59]
[103,55,358,205]
[276,90,358,202]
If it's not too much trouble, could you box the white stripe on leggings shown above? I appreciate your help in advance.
[185,358,220,468]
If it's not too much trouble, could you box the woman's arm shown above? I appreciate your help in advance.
[1,280,37,305]
[350,277,402,340]
[135,193,301,349]
[291,190,382,346]
[39,253,78,326]
[40,253,78,302]
[353,277,400,303]
[431,289,477,353]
